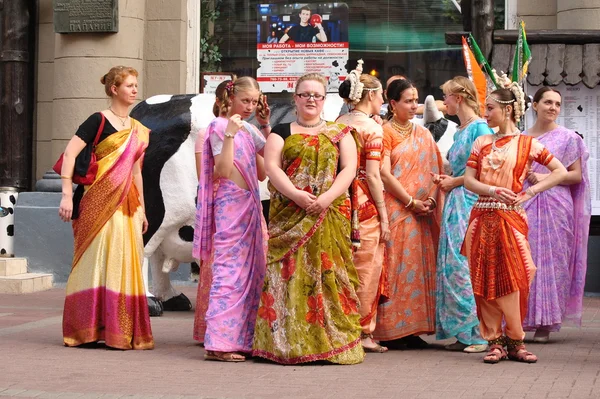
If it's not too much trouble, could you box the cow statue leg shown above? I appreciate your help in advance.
[143,257,164,317]
[149,248,192,312]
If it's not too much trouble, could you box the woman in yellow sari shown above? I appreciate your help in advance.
[58,66,154,350]
[375,78,443,349]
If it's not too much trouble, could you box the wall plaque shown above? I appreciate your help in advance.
[53,0,118,33]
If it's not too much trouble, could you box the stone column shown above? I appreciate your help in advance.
[558,0,600,29]
[49,0,147,167]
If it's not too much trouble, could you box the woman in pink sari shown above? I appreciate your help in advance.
[59,66,154,350]
[193,77,269,362]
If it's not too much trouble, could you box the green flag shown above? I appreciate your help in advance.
[512,21,532,84]
[467,33,499,89]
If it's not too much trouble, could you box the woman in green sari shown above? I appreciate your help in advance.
[252,73,364,365]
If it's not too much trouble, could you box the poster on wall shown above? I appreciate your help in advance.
[525,82,600,215]
[256,3,349,93]
[200,72,235,94]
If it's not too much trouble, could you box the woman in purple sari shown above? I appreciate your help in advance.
[523,86,591,342]
[193,77,269,361]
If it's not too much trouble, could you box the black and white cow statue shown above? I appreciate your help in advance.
[130,92,454,317]
[0,190,17,257]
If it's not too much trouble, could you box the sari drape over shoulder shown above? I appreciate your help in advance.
[435,120,490,345]
[63,119,154,350]
[252,122,365,365]
[462,134,554,321]
[373,123,443,341]
[523,127,590,330]
[192,117,267,353]
[336,112,387,334]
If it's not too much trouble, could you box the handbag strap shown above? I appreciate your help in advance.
[92,112,106,148]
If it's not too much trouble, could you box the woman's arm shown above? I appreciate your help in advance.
[380,154,430,214]
[306,133,357,215]
[365,157,390,240]
[515,157,567,205]
[58,136,87,222]
[214,115,243,179]
[256,153,266,181]
[132,159,148,234]
[528,158,582,186]
[464,167,517,204]
[195,152,202,181]
[264,134,316,209]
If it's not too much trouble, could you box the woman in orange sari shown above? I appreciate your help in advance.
[374,78,443,349]
[58,66,154,350]
[337,60,390,353]
[463,83,567,364]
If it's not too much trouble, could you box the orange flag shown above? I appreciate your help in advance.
[461,36,486,116]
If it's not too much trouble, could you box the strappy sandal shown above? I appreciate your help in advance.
[204,350,246,362]
[507,338,538,363]
[483,344,507,364]
[361,332,389,353]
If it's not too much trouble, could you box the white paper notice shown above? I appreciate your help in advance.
[525,82,600,215]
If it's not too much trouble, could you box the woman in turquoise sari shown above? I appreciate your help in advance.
[434,77,491,353]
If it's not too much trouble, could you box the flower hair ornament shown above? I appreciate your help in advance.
[347,59,382,106]
[225,80,235,95]
[488,69,526,123]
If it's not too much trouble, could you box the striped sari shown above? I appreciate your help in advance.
[62,119,154,350]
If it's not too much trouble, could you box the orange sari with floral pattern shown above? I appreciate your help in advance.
[62,119,154,350]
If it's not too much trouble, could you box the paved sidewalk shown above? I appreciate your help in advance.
[0,286,599,399]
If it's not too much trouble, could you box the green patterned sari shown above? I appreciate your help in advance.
[252,122,365,365]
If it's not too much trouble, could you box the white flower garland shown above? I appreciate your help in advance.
[347,59,365,105]
[491,69,526,123]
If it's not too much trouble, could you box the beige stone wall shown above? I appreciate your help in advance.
[34,0,190,180]
[557,0,600,29]
[517,0,558,29]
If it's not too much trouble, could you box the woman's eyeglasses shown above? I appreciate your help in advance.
[296,92,326,101]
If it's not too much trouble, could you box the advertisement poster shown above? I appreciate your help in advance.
[200,73,235,94]
[525,82,600,215]
[256,3,349,93]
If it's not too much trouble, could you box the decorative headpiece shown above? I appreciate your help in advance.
[225,80,235,95]
[488,69,526,123]
[346,60,382,106]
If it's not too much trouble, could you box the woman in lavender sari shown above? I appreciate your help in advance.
[193,77,269,361]
[523,87,591,342]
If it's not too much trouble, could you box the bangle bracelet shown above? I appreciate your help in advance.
[375,200,385,206]
[224,132,235,139]
[60,175,72,180]
[427,196,437,208]
[259,123,271,130]
[405,196,414,209]
[526,187,536,197]
[488,186,497,197]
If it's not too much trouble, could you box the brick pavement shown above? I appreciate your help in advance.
[0,286,599,399]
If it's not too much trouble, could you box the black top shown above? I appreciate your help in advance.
[75,112,118,144]
[71,112,118,220]
[287,25,320,43]
[271,123,292,141]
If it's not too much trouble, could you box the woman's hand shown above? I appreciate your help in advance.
[371,114,384,126]
[59,195,73,222]
[438,175,458,192]
[142,213,149,234]
[513,191,534,206]
[306,194,333,216]
[256,94,271,126]
[527,170,548,185]
[411,199,431,215]
[380,221,391,241]
[492,187,517,204]
[292,189,316,209]
[226,114,244,135]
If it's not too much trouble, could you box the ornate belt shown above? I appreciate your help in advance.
[474,196,523,211]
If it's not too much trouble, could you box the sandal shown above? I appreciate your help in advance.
[533,329,550,343]
[204,350,246,362]
[483,344,507,364]
[445,341,468,351]
[507,338,538,363]
[361,333,389,353]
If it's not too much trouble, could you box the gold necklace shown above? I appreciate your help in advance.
[109,107,129,126]
[458,116,477,130]
[391,119,412,137]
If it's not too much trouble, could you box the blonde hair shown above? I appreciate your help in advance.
[100,66,138,98]
[440,76,481,116]
[295,73,328,94]
[218,76,267,120]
